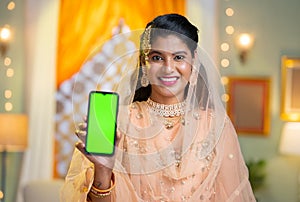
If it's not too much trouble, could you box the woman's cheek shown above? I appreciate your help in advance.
[179,64,192,82]
[148,66,158,84]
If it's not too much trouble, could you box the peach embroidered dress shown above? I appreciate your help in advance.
[60,28,255,201]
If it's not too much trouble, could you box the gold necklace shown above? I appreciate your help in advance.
[146,98,185,129]
[146,98,186,117]
[163,116,183,130]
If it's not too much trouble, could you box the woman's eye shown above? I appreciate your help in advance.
[174,55,185,61]
[151,55,163,61]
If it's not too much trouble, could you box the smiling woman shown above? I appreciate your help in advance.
[61,14,255,202]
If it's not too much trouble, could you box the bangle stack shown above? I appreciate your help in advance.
[89,172,116,198]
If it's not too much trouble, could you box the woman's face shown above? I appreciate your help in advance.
[147,34,194,104]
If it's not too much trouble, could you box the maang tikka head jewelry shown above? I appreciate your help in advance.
[141,25,151,87]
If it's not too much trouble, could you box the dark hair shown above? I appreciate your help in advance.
[147,14,198,55]
[133,14,199,102]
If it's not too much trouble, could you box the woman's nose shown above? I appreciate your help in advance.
[163,58,174,73]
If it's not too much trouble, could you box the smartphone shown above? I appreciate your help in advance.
[85,91,119,155]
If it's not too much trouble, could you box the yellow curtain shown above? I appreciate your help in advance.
[56,0,185,88]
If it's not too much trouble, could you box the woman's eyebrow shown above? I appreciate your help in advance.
[149,50,188,55]
[149,50,162,55]
[172,51,188,55]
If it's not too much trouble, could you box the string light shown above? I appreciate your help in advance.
[6,68,14,77]
[222,94,230,102]
[221,43,230,52]
[225,8,234,17]
[4,90,12,99]
[221,59,230,68]
[5,102,13,111]
[221,76,229,85]
[225,26,235,35]
[220,6,236,69]
[7,1,16,10]
[4,57,11,66]
[1,1,16,112]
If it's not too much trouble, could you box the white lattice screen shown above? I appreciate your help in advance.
[55,31,137,178]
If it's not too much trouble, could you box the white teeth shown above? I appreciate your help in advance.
[160,77,177,82]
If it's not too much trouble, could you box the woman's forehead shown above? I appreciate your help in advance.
[151,35,191,53]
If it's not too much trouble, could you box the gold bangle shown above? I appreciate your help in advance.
[90,188,112,198]
[90,172,115,198]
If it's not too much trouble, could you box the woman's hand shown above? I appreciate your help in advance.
[74,117,121,189]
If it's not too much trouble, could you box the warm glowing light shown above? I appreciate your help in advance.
[287,114,300,121]
[237,33,254,49]
[221,43,230,52]
[285,59,294,68]
[0,191,3,199]
[7,1,16,10]
[279,122,300,156]
[236,33,254,64]
[4,57,11,66]
[0,27,11,42]
[236,33,255,64]
[225,8,234,16]
[225,26,235,35]
[221,76,229,85]
[4,90,12,99]
[6,68,14,77]
[5,102,13,111]
[222,94,230,102]
[221,59,230,68]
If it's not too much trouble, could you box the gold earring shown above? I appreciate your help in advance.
[141,65,149,87]
[140,25,151,87]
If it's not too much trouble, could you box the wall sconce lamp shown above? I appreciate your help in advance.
[0,25,12,57]
[236,33,255,64]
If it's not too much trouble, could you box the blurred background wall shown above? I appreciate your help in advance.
[0,0,300,201]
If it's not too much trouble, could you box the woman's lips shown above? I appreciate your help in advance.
[159,76,179,86]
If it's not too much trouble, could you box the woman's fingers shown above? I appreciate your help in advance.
[75,141,87,154]
[74,117,87,142]
[75,142,115,169]
[78,122,87,130]
[75,128,86,142]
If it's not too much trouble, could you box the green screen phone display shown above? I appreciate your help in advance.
[86,91,119,155]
